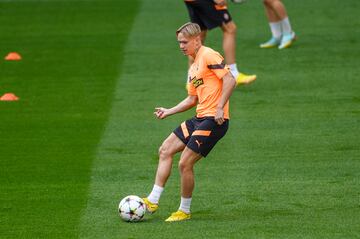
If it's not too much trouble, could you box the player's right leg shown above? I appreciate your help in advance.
[144,133,186,214]
[155,133,185,187]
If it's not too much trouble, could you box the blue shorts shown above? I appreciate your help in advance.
[173,116,229,157]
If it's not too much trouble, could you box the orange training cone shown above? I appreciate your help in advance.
[5,52,22,61]
[0,93,19,101]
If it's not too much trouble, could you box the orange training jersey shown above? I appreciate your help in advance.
[187,46,231,119]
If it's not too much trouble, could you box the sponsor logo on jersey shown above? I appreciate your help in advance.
[191,77,204,88]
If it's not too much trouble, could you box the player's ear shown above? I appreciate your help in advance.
[195,35,202,45]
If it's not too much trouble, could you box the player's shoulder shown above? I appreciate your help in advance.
[203,46,222,58]
[201,46,224,63]
[202,46,221,56]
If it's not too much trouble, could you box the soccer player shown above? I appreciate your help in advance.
[143,22,237,222]
[260,0,296,49]
[184,0,256,85]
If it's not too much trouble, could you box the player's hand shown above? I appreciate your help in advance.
[214,108,225,125]
[154,107,170,119]
[214,0,227,6]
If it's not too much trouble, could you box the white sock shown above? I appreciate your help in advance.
[147,184,164,204]
[269,21,282,40]
[228,63,239,79]
[280,17,292,35]
[179,197,192,214]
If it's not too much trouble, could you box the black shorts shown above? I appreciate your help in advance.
[185,0,232,30]
[173,116,229,157]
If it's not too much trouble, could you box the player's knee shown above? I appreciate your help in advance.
[223,22,237,35]
[158,142,174,159]
[158,146,168,158]
[178,160,186,173]
[178,160,192,173]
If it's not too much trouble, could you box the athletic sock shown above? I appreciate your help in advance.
[147,184,164,204]
[179,197,192,214]
[269,21,282,40]
[280,17,292,35]
[228,63,239,79]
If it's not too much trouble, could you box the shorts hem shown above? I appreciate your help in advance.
[187,144,207,158]
[173,131,188,146]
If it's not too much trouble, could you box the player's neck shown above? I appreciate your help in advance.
[192,45,202,59]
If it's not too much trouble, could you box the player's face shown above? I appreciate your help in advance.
[177,33,200,57]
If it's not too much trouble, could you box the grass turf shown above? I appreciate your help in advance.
[1,0,360,238]
[80,0,359,238]
[0,0,139,238]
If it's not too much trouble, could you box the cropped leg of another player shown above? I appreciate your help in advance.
[165,146,202,222]
[185,1,256,86]
[220,21,256,85]
[260,0,296,49]
[186,23,256,86]
[143,133,186,214]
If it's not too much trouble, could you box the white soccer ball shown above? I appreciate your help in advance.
[118,195,146,222]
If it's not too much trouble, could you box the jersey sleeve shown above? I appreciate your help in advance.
[205,52,230,80]
[187,81,197,95]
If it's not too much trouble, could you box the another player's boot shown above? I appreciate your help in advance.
[142,198,159,214]
[260,37,280,48]
[278,32,296,49]
[236,72,257,85]
[165,210,191,222]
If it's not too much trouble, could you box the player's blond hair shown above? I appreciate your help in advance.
[176,22,201,38]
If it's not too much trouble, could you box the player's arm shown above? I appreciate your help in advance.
[154,95,198,120]
[215,72,236,125]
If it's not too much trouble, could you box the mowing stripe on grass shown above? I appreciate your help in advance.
[0,1,139,238]
[79,0,190,237]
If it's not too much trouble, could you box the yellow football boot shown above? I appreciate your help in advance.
[142,198,159,214]
[236,72,257,85]
[165,210,191,222]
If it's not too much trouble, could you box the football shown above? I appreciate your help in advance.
[118,195,146,222]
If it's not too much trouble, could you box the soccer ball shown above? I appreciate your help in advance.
[118,195,146,222]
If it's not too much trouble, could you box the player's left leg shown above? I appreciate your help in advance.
[221,20,237,66]
[165,118,229,222]
[165,147,201,222]
[221,21,257,85]
[193,1,256,86]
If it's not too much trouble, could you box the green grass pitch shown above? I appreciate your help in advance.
[0,0,359,238]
